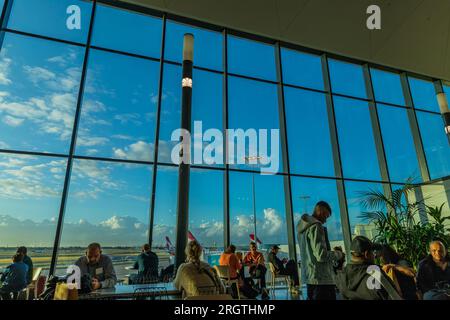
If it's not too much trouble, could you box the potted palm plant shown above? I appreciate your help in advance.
[358,180,450,269]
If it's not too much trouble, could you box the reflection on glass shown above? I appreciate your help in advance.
[377,104,421,183]
[165,20,222,71]
[334,96,381,180]
[370,69,405,106]
[57,159,152,278]
[228,36,276,81]
[0,33,83,153]
[408,77,440,113]
[0,154,66,269]
[8,0,92,43]
[345,181,384,240]
[281,48,324,90]
[76,49,159,161]
[328,59,367,99]
[416,111,450,179]
[92,4,162,58]
[229,171,287,249]
[228,76,282,172]
[291,177,344,252]
[284,87,334,176]
[158,64,223,166]
[189,169,223,250]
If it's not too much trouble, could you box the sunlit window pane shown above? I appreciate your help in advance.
[284,87,335,176]
[152,165,177,257]
[229,171,287,251]
[377,104,421,183]
[92,4,162,58]
[8,0,92,43]
[334,96,381,180]
[370,68,405,106]
[76,50,159,161]
[408,77,440,113]
[0,33,83,153]
[57,159,152,279]
[189,169,224,251]
[228,76,282,173]
[416,111,450,179]
[228,36,276,81]
[0,154,66,270]
[281,48,324,90]
[328,59,367,99]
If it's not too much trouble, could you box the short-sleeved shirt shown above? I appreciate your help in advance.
[219,253,242,279]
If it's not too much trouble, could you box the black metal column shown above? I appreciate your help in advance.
[175,34,194,268]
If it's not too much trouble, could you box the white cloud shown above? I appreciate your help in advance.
[23,65,56,83]
[114,113,142,125]
[0,156,66,200]
[2,115,24,127]
[113,140,153,161]
[0,57,12,85]
[76,136,109,147]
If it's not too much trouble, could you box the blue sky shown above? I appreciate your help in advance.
[0,0,449,249]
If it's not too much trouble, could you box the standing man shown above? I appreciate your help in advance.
[75,243,117,290]
[16,246,33,285]
[297,201,344,300]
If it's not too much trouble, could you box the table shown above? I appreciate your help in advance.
[78,282,180,300]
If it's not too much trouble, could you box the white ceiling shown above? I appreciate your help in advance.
[122,0,450,81]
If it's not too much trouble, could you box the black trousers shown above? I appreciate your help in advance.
[306,284,336,300]
[249,265,267,289]
[278,260,300,286]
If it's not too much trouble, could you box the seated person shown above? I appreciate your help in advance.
[219,245,242,280]
[417,240,450,300]
[243,241,269,299]
[75,242,117,290]
[268,245,300,293]
[377,245,418,300]
[219,245,242,298]
[130,244,159,284]
[16,247,33,285]
[335,236,402,300]
[0,253,29,300]
[173,240,225,298]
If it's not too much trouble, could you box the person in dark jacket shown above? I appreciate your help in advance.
[130,244,159,283]
[416,240,450,300]
[17,246,33,285]
[0,253,29,300]
[267,245,300,293]
[335,236,402,300]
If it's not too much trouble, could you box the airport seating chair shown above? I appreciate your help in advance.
[214,265,240,299]
[268,262,290,299]
[26,267,43,300]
